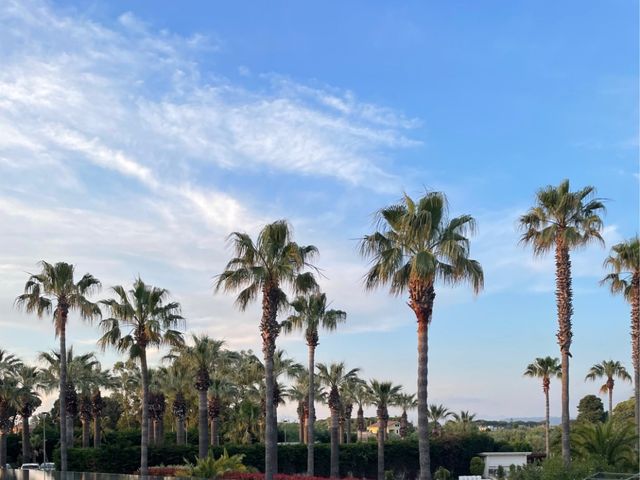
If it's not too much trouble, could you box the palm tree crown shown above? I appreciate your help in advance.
[524,357,561,392]
[282,292,346,346]
[601,236,640,302]
[359,192,483,297]
[98,278,184,353]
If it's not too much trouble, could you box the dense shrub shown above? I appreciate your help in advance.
[61,433,501,477]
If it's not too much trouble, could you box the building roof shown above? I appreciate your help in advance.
[479,452,532,457]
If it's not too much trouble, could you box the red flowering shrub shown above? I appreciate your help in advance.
[222,473,358,480]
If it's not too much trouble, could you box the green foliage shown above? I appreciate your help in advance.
[572,420,637,470]
[510,457,599,480]
[496,465,506,479]
[612,397,635,424]
[63,434,512,477]
[434,466,451,480]
[576,395,606,423]
[469,456,484,476]
[184,449,250,478]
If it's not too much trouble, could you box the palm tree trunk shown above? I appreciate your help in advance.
[93,415,101,448]
[330,407,340,478]
[59,320,68,472]
[140,348,150,476]
[377,416,385,480]
[154,419,162,447]
[262,287,279,480]
[544,387,550,458]
[22,415,31,461]
[307,344,316,475]
[198,389,208,458]
[211,416,219,447]
[298,409,304,444]
[339,417,344,444]
[272,398,278,472]
[176,417,184,445]
[66,414,74,447]
[346,415,352,444]
[631,273,640,456]
[555,240,572,467]
[608,385,613,418]
[0,432,6,468]
[411,282,435,480]
[82,418,90,448]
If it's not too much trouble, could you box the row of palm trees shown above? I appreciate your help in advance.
[10,180,639,480]
[524,356,632,459]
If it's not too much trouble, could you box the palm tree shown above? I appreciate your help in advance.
[317,362,359,478]
[360,192,483,480]
[16,365,42,461]
[98,278,184,475]
[209,378,236,446]
[340,376,363,445]
[39,348,100,448]
[15,261,101,471]
[524,356,561,458]
[162,361,190,445]
[520,180,605,465]
[0,377,20,468]
[573,420,636,467]
[427,404,451,437]
[171,334,227,458]
[368,380,402,480]
[396,394,417,439]
[88,365,113,448]
[215,220,318,480]
[601,237,640,449]
[451,411,476,432]
[353,382,371,442]
[282,291,346,474]
[585,360,632,416]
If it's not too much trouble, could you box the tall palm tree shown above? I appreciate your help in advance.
[215,220,318,480]
[427,404,451,437]
[16,261,101,471]
[282,292,346,474]
[451,411,476,432]
[368,380,402,480]
[524,356,561,457]
[585,360,632,416]
[317,362,359,478]
[520,180,605,465]
[340,376,363,445]
[171,334,227,458]
[395,394,417,439]
[162,361,190,445]
[98,278,184,475]
[360,192,483,480]
[601,237,640,450]
[89,365,114,448]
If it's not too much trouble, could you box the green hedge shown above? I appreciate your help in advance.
[61,433,505,477]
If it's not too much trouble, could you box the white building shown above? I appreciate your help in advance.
[478,452,531,479]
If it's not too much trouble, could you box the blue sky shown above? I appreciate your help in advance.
[0,0,637,421]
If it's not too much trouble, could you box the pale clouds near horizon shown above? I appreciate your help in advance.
[0,0,632,420]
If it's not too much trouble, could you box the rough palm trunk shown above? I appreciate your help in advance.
[543,378,550,458]
[296,401,304,444]
[21,415,31,462]
[59,313,68,472]
[632,273,640,455]
[272,396,278,472]
[81,418,91,448]
[140,349,150,476]
[92,390,104,448]
[198,389,208,458]
[154,419,161,446]
[307,343,316,475]
[208,395,220,447]
[410,280,435,480]
[176,417,185,445]
[555,238,573,467]
[66,414,74,447]
[329,406,340,478]
[338,415,344,444]
[345,403,353,444]
[357,405,364,442]
[377,411,387,480]
[210,417,219,446]
[0,432,6,469]
[262,286,280,480]
[607,379,614,417]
